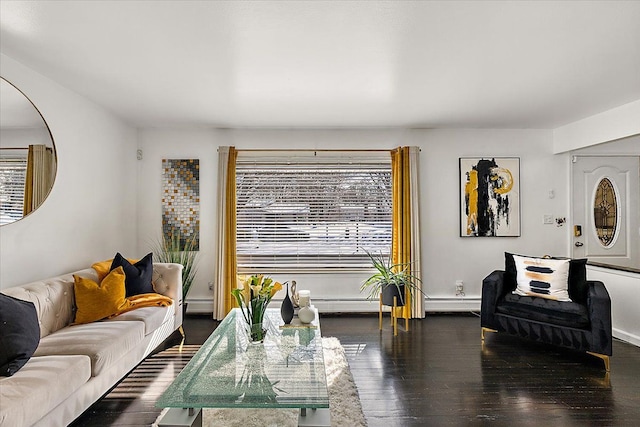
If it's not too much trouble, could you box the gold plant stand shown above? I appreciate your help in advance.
[379,294,410,336]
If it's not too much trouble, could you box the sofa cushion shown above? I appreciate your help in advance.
[110,252,155,297]
[33,321,145,376]
[513,255,571,301]
[73,267,128,324]
[0,294,41,376]
[0,355,91,427]
[497,293,590,328]
[108,305,173,335]
[505,252,587,302]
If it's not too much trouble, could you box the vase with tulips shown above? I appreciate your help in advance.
[232,275,282,343]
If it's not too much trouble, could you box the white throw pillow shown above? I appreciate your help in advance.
[512,255,571,301]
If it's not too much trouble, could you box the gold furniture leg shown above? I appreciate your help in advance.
[390,301,394,326]
[393,296,398,336]
[481,327,497,341]
[178,325,186,353]
[404,292,410,332]
[587,351,611,372]
[379,293,383,331]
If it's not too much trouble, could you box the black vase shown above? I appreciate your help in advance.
[281,283,295,324]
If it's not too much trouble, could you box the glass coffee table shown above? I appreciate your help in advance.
[156,308,329,426]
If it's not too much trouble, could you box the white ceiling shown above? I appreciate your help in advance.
[1,1,639,129]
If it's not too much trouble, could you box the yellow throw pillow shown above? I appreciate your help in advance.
[91,257,139,282]
[74,266,129,324]
[90,259,113,282]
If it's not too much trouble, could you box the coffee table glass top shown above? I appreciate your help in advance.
[157,308,329,409]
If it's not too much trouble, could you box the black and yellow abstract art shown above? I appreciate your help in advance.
[162,159,200,250]
[459,157,520,237]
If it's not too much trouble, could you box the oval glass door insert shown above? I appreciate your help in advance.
[593,177,618,247]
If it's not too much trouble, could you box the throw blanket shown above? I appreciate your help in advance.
[110,293,174,318]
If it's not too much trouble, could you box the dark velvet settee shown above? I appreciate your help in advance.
[481,254,612,371]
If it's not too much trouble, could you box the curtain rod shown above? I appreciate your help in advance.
[236,149,392,153]
[0,147,29,150]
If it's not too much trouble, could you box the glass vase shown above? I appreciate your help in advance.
[247,321,267,343]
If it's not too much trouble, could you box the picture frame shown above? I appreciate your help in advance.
[459,157,520,237]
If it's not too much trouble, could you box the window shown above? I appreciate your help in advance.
[593,177,619,247]
[236,153,391,270]
[0,152,27,225]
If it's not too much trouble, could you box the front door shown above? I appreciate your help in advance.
[571,156,639,268]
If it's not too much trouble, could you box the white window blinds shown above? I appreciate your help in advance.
[0,153,27,225]
[236,153,392,269]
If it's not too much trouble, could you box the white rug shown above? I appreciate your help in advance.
[154,337,367,427]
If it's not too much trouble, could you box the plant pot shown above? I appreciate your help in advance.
[182,301,189,316]
[381,284,406,307]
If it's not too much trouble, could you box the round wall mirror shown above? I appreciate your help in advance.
[0,77,56,225]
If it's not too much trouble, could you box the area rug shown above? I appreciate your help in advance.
[153,337,366,427]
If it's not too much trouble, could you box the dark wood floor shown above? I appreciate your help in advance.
[73,313,640,426]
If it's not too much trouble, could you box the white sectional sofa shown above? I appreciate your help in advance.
[0,263,183,427]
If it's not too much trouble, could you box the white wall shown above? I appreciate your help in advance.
[1,128,51,148]
[0,54,138,288]
[136,128,223,310]
[553,99,640,153]
[416,129,569,310]
[572,133,640,156]
[137,128,568,313]
[587,266,640,347]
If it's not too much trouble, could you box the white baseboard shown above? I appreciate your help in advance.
[613,328,640,348]
[185,297,481,314]
[424,298,481,312]
[184,298,214,314]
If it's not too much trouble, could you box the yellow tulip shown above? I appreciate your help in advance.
[251,284,262,295]
[270,281,283,297]
[242,280,251,304]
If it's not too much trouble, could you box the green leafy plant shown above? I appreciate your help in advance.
[360,250,422,306]
[151,233,199,301]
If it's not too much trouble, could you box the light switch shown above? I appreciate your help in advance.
[543,215,553,224]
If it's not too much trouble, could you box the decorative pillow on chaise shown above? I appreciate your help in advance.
[512,254,572,301]
[0,293,41,376]
[73,266,129,324]
[110,252,154,297]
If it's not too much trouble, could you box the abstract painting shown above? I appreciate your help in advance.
[460,157,520,237]
[162,159,200,250]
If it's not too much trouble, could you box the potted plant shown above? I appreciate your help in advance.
[360,250,422,307]
[151,232,199,306]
